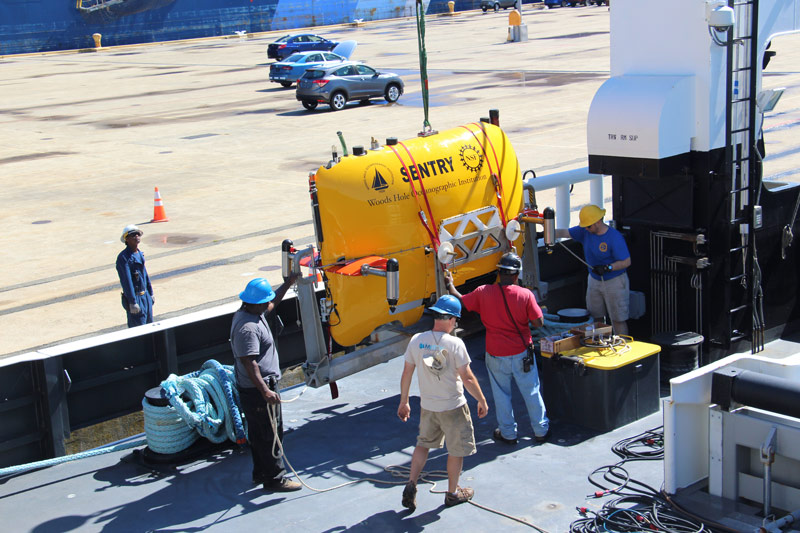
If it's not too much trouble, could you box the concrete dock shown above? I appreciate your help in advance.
[1,5,799,357]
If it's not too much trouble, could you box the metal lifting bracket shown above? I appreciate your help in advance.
[281,239,418,388]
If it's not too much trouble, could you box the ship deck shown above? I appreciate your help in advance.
[5,330,800,532]
[0,334,668,533]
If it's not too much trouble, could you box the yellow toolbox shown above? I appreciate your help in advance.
[537,340,661,432]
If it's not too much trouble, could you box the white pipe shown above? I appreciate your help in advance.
[523,167,602,191]
[522,167,607,229]
[556,184,571,229]
[590,175,604,209]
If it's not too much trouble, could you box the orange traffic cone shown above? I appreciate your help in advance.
[150,187,169,223]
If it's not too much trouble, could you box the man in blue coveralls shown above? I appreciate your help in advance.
[116,224,154,327]
[556,205,631,335]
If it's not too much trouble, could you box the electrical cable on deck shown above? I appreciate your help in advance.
[570,426,723,533]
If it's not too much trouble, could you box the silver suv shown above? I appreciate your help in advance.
[480,0,518,11]
[295,62,404,111]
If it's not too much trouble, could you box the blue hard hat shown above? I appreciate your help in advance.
[239,278,276,304]
[428,295,461,318]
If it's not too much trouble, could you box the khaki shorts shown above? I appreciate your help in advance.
[587,272,630,322]
[416,404,476,457]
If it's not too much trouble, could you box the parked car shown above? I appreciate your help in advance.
[543,0,585,5]
[269,51,347,87]
[296,62,404,111]
[267,33,338,61]
[481,0,518,11]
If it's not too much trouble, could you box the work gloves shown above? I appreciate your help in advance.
[130,303,142,314]
[592,264,612,276]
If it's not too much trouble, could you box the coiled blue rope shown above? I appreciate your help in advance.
[151,359,247,453]
[533,313,592,342]
[1,360,247,477]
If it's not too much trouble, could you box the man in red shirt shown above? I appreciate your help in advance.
[444,252,550,445]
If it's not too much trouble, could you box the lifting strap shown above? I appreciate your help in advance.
[388,143,441,252]
[460,124,509,229]
[415,0,433,134]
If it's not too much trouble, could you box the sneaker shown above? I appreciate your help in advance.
[444,486,474,507]
[265,477,302,492]
[401,481,417,511]
[534,429,551,444]
[492,428,518,445]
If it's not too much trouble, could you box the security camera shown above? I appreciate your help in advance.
[708,6,735,31]
[706,1,735,46]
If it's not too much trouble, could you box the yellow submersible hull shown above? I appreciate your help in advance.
[314,123,523,347]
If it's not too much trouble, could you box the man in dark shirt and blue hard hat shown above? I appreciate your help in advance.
[116,224,154,328]
[231,274,301,492]
[556,204,632,335]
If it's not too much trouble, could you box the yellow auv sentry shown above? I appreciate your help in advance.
[314,123,523,346]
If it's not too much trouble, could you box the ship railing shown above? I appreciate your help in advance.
[523,167,606,230]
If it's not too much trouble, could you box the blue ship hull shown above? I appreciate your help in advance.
[0,0,482,55]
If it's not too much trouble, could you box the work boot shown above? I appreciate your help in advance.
[265,477,302,492]
[492,428,518,445]
[444,486,474,507]
[534,428,552,444]
[402,481,417,511]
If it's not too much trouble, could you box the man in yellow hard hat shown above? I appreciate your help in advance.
[556,205,631,335]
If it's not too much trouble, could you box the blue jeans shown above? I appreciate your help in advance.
[485,350,549,440]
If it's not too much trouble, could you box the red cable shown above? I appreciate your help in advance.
[474,122,506,206]
[388,145,440,250]
[461,124,509,228]
[398,141,441,248]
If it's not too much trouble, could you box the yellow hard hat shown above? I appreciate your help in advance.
[579,205,606,227]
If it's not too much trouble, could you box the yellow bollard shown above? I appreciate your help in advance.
[508,10,527,42]
[440,0,457,16]
[92,33,102,48]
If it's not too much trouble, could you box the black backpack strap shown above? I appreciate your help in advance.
[498,285,530,351]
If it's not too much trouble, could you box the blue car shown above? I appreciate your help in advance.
[267,33,339,61]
